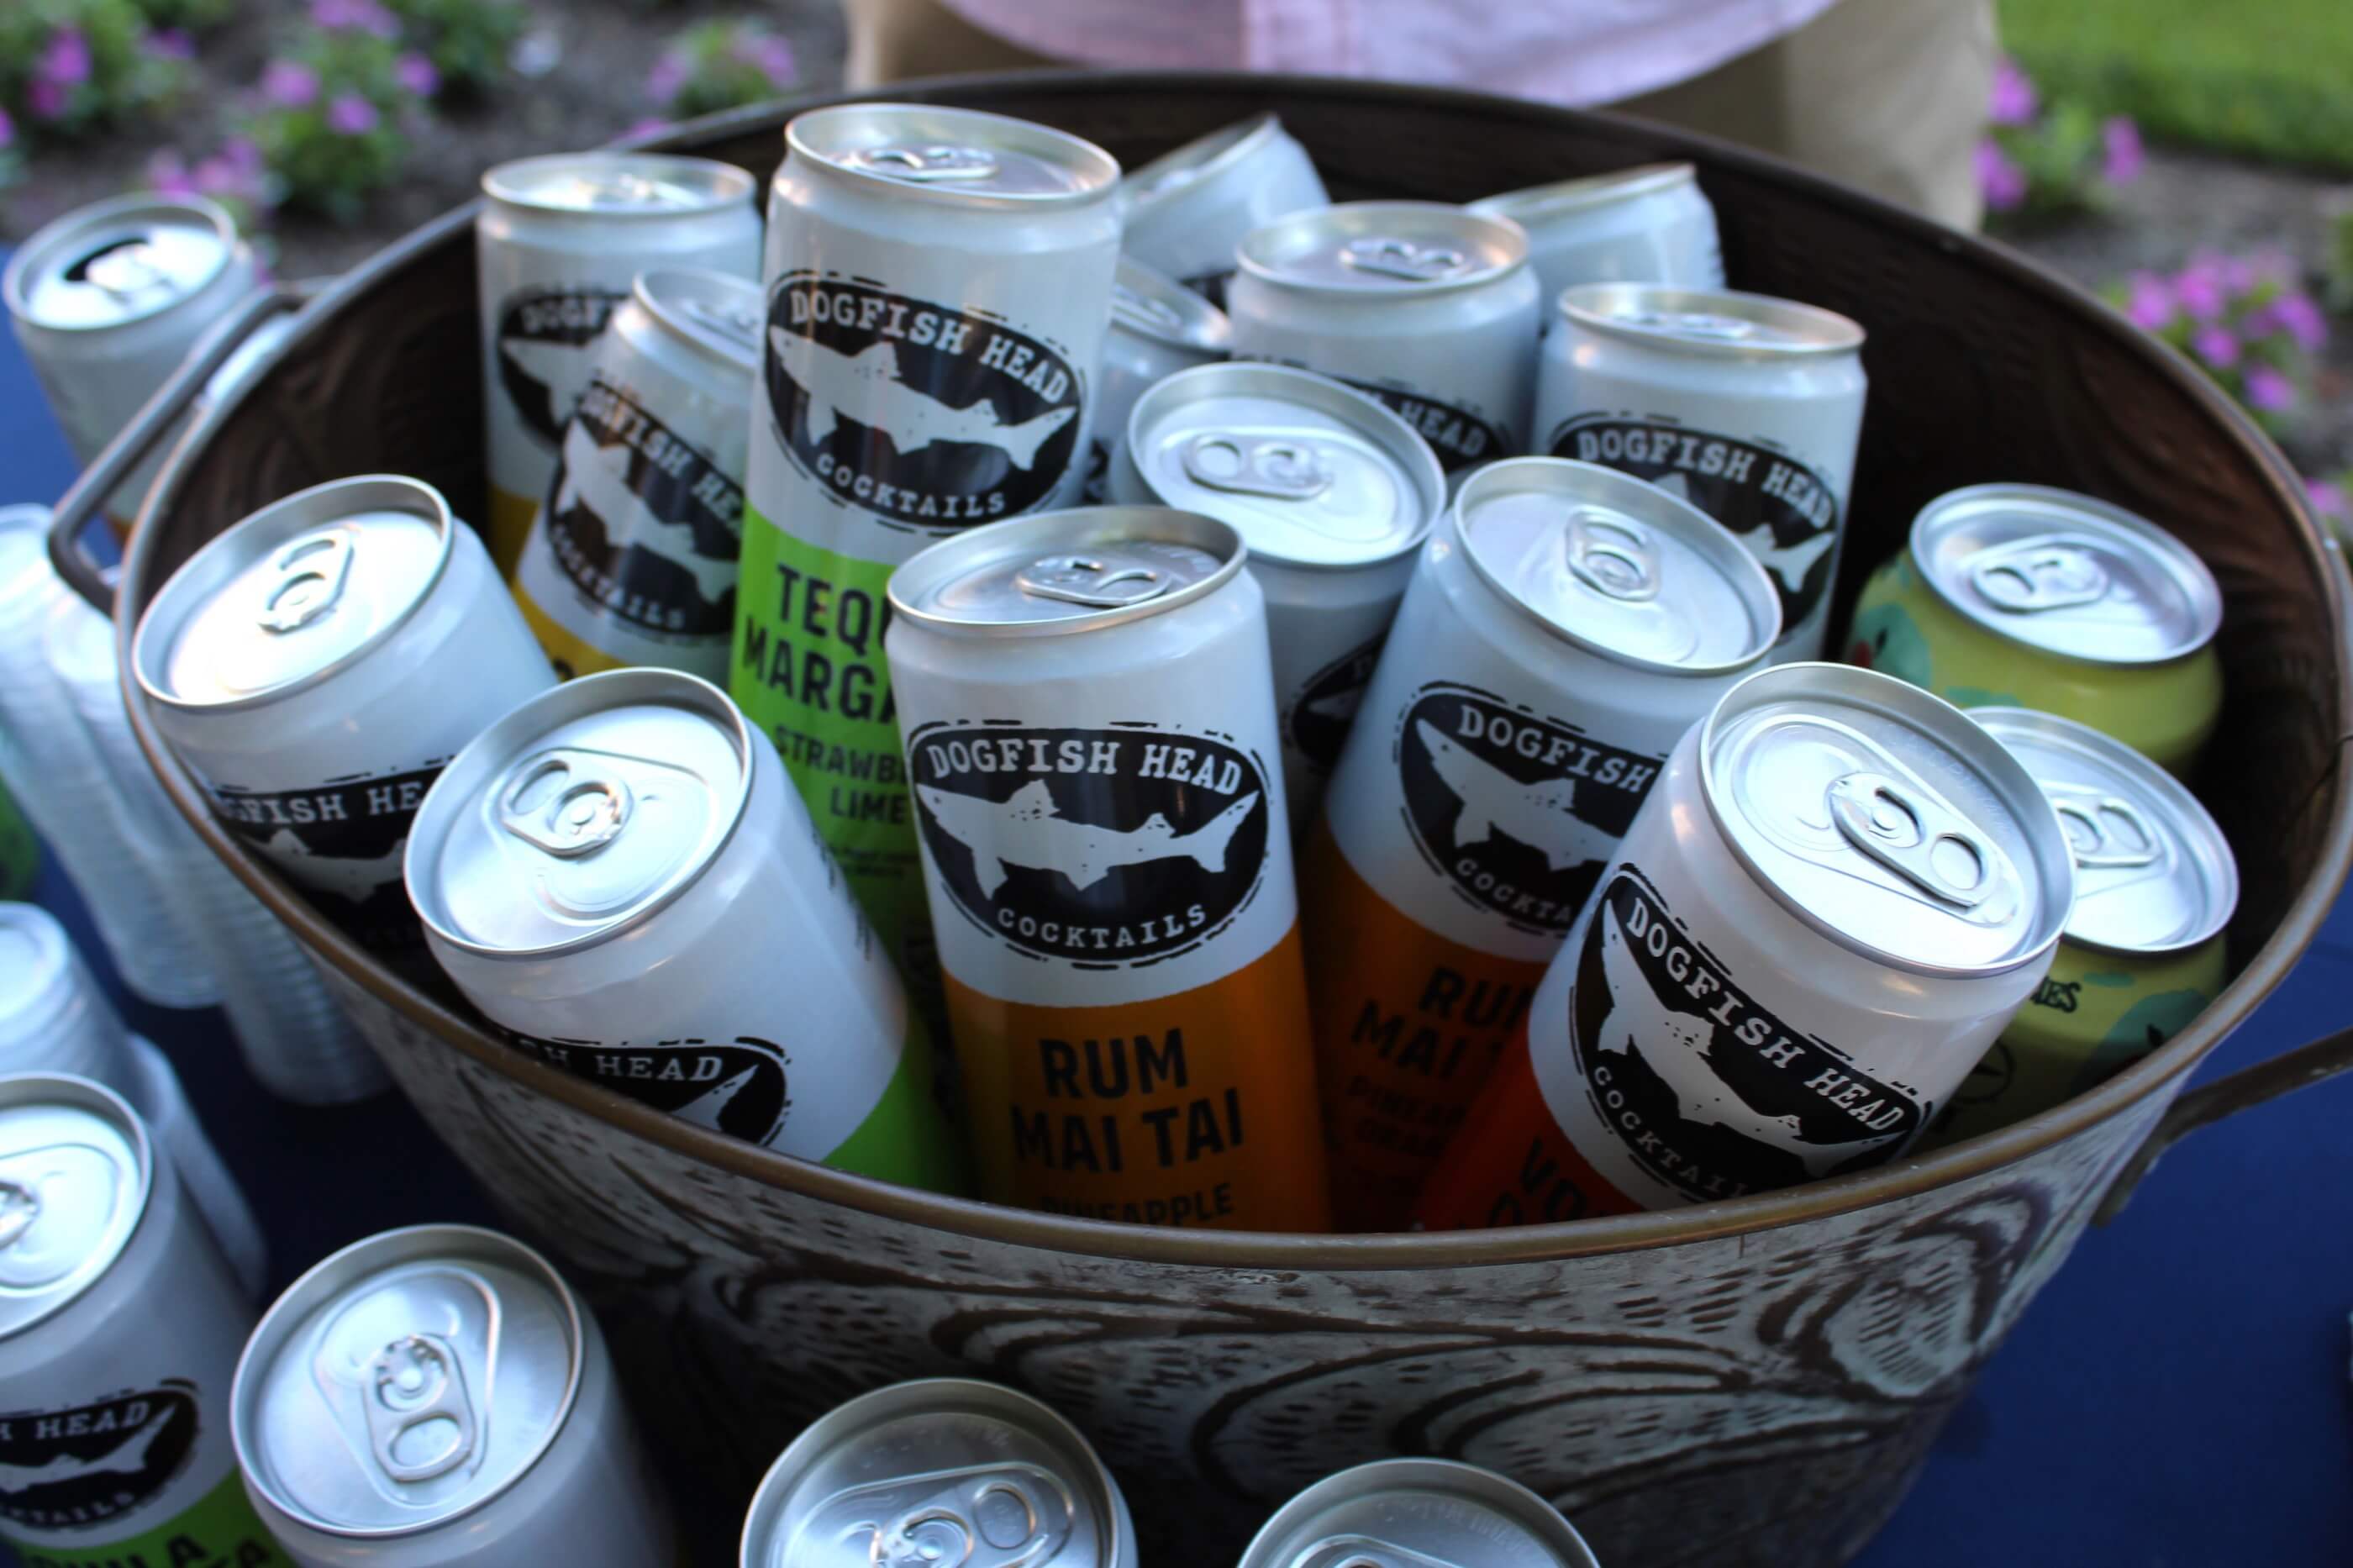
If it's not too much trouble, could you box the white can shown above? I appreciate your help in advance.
[1079,256,1229,503]
[232,1224,674,1566]
[1534,282,1868,662]
[1227,203,1541,475]
[132,475,555,951]
[403,668,966,1193]
[1470,162,1725,311]
[3,194,261,529]
[1239,1458,1600,1568]
[511,266,761,683]
[477,152,761,573]
[1110,361,1445,822]
[1117,112,1329,302]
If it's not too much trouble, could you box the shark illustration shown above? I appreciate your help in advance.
[553,422,736,606]
[771,329,1076,471]
[261,829,406,906]
[670,1064,762,1135]
[0,1407,171,1495]
[502,338,598,424]
[1417,720,1604,873]
[1300,687,1366,725]
[1649,471,1836,597]
[919,779,1258,899]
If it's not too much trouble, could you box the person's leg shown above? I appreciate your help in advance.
[843,0,1057,88]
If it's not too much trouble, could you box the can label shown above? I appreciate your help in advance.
[496,286,629,456]
[496,1028,797,1147]
[1343,379,1508,473]
[0,1386,202,1534]
[206,760,445,946]
[1284,632,1385,779]
[5,1471,282,1566]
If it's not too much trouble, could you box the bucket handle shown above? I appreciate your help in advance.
[47,280,320,613]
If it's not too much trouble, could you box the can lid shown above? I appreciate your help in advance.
[1455,458,1782,675]
[132,475,455,713]
[1470,161,1701,227]
[1971,707,2238,955]
[232,1224,585,1539]
[638,266,762,373]
[1121,111,1289,210]
[1908,484,2222,665]
[740,1378,1128,1568]
[1109,255,1229,354]
[1236,1458,1599,1568]
[1559,282,1864,359]
[1701,664,2074,976]
[1123,362,1442,570]
[790,103,1119,204]
[0,1074,151,1344]
[481,152,754,216]
[405,669,750,960]
[888,505,1243,638]
[3,194,238,332]
[1237,202,1527,297]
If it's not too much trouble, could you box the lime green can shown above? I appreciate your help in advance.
[0,777,35,900]
[1845,484,2223,775]
[1927,706,2235,1148]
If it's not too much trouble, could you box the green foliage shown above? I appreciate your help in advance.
[129,0,234,33]
[240,26,415,223]
[2324,197,2353,315]
[647,18,797,120]
[384,0,525,98]
[0,0,185,144]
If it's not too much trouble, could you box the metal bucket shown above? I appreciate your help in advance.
[69,74,2353,1567]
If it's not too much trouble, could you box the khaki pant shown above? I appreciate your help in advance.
[842,0,1997,229]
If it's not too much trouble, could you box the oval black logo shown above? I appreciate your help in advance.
[1343,377,1507,472]
[1285,633,1386,775]
[208,761,444,950]
[1546,414,1840,636]
[1572,869,1924,1202]
[765,274,1084,530]
[497,1029,792,1148]
[498,286,627,450]
[1399,683,1657,936]
[908,723,1272,966]
[0,1386,198,1531]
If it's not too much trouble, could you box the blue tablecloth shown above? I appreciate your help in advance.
[3,282,2347,1566]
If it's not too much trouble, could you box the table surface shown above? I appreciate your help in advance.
[3,287,2349,1568]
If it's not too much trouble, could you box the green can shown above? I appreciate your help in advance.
[0,777,34,900]
[1845,484,2223,775]
[1926,706,2236,1148]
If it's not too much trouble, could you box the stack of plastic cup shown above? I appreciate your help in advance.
[0,902,266,1297]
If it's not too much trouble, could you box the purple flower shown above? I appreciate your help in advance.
[311,0,398,38]
[2173,261,2226,322]
[2100,117,2143,187]
[2191,324,2240,368]
[149,149,195,196]
[2244,365,2298,412]
[1974,139,2027,211]
[2308,476,2350,520]
[327,92,380,134]
[395,52,440,97]
[261,60,320,108]
[1988,57,2038,126]
[647,54,688,104]
[2271,291,2329,353]
[41,28,92,89]
[0,108,13,150]
[221,134,263,174]
[2124,271,2176,331]
[27,78,70,120]
[146,28,196,61]
[734,30,797,87]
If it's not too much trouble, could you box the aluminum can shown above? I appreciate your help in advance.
[133,475,555,951]
[478,152,761,573]
[0,781,33,901]
[1079,256,1229,503]
[405,667,966,1191]
[1844,483,2224,775]
[1924,707,2236,1148]
[1417,663,2073,1226]
[0,1073,277,1565]
[887,508,1330,1230]
[3,193,262,530]
[1111,362,1445,824]
[1228,203,1541,476]
[511,265,762,683]
[1535,282,1867,663]
[1116,112,1329,303]
[740,104,1122,1022]
[1239,1458,1600,1568]
[232,1223,674,1565]
[1303,459,1782,1230]
[740,1377,1135,1567]
[1471,162,1725,311]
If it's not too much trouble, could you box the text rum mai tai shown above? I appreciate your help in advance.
[738,103,1122,1015]
[887,508,1331,1231]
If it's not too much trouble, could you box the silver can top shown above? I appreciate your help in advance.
[1471,161,1701,227]
[1972,707,2238,955]
[1909,483,2222,665]
[789,103,1119,205]
[888,506,1243,638]
[1109,256,1229,354]
[406,669,751,960]
[1238,202,1528,297]
[1123,363,1442,571]
[233,1224,585,1539]
[740,1378,1129,1568]
[481,151,755,217]
[1702,664,2074,976]
[3,193,240,332]
[1121,112,1289,208]
[1455,458,1782,676]
[133,475,455,713]
[1560,282,1864,359]
[1237,1458,1599,1568]
[0,1074,151,1344]
[639,265,763,373]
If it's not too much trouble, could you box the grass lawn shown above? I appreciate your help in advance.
[2001,0,2353,171]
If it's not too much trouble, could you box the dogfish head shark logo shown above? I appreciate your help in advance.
[765,274,1086,530]
[0,1386,198,1529]
[494,1029,793,1150]
[1285,633,1387,777]
[210,761,445,950]
[497,287,629,450]
[908,722,1273,966]
[1398,684,1659,937]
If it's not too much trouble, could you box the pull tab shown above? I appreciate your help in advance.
[83,241,170,300]
[681,296,760,354]
[1562,506,1661,602]
[499,750,634,857]
[1622,308,1761,343]
[1827,771,2005,908]
[1340,235,1467,282]
[364,1333,476,1484]
[1014,552,1171,608]
[1110,284,1186,338]
[1178,434,1334,500]
[846,143,999,182]
[2045,786,2161,870]
[0,1181,37,1250]
[1299,1537,1469,1568]
[879,1474,1058,1568]
[257,528,355,634]
[1967,535,2111,613]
